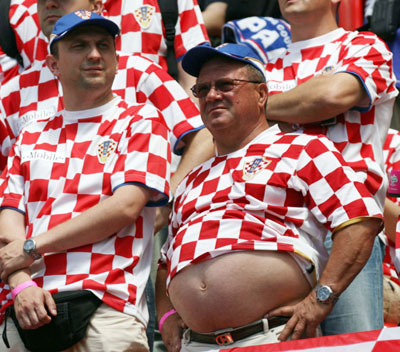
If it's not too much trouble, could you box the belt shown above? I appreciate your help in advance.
[188,316,289,346]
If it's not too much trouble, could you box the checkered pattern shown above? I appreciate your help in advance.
[103,0,209,70]
[384,128,400,278]
[0,0,209,83]
[265,28,398,209]
[0,96,171,324]
[0,53,203,170]
[0,0,42,83]
[160,126,383,287]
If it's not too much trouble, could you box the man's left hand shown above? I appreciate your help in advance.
[266,291,333,341]
[0,240,34,281]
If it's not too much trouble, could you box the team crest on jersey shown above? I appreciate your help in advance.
[134,5,155,29]
[74,10,92,20]
[97,139,117,164]
[243,157,271,180]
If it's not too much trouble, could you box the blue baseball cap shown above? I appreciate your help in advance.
[49,10,120,51]
[182,42,266,78]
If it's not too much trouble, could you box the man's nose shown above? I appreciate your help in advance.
[87,45,102,60]
[205,84,222,100]
[43,0,60,9]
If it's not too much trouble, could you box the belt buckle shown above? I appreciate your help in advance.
[215,333,234,345]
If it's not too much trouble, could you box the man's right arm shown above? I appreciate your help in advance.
[268,217,382,340]
[267,72,367,124]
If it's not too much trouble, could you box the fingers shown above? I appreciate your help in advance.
[44,290,57,316]
[14,288,53,329]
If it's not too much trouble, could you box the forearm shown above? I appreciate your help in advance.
[267,73,367,124]
[202,2,228,36]
[319,217,382,294]
[156,265,175,321]
[35,184,151,255]
[177,62,198,104]
[0,209,31,286]
[383,198,399,243]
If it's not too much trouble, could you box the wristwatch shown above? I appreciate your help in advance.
[23,239,42,260]
[315,284,339,305]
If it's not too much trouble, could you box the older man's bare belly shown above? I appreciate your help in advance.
[168,250,312,333]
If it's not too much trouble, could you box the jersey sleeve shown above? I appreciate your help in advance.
[127,55,203,154]
[111,104,171,206]
[293,135,383,230]
[337,32,398,111]
[0,139,25,213]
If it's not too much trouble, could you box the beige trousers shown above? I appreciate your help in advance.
[0,303,149,352]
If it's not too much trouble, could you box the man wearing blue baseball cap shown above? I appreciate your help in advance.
[0,11,171,352]
[155,42,383,351]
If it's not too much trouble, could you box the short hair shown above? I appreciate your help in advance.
[244,63,266,83]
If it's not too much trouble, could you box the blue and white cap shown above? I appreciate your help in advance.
[49,10,120,51]
[182,42,266,78]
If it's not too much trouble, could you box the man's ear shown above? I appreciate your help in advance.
[92,0,104,14]
[46,54,60,77]
[257,82,268,108]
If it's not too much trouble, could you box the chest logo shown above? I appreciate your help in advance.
[243,157,271,180]
[97,139,117,164]
[134,5,155,29]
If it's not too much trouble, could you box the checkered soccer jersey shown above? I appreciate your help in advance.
[0,53,203,170]
[384,128,400,278]
[0,96,171,324]
[265,28,398,210]
[102,0,209,70]
[160,125,383,288]
[0,0,209,83]
[0,0,42,84]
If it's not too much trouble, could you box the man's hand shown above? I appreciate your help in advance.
[14,286,57,330]
[266,291,333,341]
[0,240,33,281]
[160,313,186,352]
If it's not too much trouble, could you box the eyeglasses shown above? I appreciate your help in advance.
[191,78,263,98]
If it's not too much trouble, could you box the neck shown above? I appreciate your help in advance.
[63,89,115,111]
[289,13,338,42]
[215,118,269,155]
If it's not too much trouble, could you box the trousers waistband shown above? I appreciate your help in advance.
[188,316,289,346]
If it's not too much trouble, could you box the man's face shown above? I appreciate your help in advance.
[52,26,118,92]
[197,57,263,139]
[38,0,100,37]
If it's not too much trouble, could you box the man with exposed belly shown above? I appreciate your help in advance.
[156,43,384,351]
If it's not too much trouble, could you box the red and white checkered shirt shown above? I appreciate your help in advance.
[0,53,203,170]
[265,28,398,210]
[384,128,400,278]
[0,96,171,324]
[0,0,43,83]
[0,0,209,82]
[102,0,209,70]
[160,125,383,288]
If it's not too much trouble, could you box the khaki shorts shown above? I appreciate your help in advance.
[0,303,149,352]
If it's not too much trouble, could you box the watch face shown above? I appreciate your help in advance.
[24,239,35,252]
[318,286,332,301]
